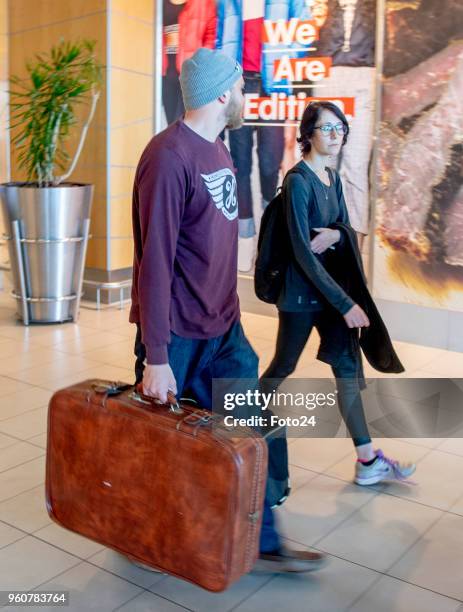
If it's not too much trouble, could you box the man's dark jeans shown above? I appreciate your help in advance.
[134,320,281,554]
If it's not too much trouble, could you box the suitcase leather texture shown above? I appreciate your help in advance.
[45,380,268,592]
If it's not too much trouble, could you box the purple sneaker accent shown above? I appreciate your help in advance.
[355,449,416,486]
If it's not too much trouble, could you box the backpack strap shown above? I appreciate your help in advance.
[284,165,307,182]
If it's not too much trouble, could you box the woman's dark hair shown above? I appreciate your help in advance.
[297,101,349,155]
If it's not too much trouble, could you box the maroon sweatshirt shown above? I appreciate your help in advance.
[130,120,240,364]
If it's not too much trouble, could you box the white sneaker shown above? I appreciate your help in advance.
[355,449,416,486]
[238,236,256,273]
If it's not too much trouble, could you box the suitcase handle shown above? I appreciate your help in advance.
[132,384,184,415]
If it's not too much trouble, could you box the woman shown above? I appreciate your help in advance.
[261,101,416,485]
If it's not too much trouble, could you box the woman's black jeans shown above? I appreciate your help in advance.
[261,310,372,447]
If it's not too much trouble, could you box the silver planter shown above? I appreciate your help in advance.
[0,183,93,324]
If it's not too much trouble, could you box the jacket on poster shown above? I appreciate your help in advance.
[317,0,376,67]
[216,0,311,94]
[162,0,217,76]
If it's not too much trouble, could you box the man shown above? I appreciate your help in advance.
[130,47,325,573]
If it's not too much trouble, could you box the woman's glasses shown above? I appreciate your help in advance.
[314,123,348,136]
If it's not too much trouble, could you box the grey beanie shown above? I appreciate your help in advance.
[180,48,243,111]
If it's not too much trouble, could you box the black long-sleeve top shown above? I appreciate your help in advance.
[277,160,355,315]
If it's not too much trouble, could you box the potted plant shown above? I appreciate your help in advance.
[0,39,102,324]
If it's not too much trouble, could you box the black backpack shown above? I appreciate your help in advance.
[254,190,287,304]
[254,167,305,304]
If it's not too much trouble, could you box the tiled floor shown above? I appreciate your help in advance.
[0,296,462,612]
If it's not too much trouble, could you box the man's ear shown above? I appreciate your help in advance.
[218,90,231,105]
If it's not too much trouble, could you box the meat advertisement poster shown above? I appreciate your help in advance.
[160,0,376,274]
[373,0,463,310]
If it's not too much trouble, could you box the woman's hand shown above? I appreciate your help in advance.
[310,228,340,254]
[344,304,370,329]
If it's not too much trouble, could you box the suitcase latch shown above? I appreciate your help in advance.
[92,382,131,396]
[88,382,131,407]
[176,412,219,435]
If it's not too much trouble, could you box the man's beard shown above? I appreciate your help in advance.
[225,98,244,130]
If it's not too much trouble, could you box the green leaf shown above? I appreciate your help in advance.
[8,37,103,182]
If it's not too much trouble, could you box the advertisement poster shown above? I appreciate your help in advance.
[161,0,375,273]
[373,0,463,311]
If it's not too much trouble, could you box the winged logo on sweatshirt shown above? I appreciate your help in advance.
[201,168,238,221]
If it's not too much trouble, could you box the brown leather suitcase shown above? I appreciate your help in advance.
[45,379,268,592]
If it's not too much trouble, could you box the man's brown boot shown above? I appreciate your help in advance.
[253,546,328,573]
